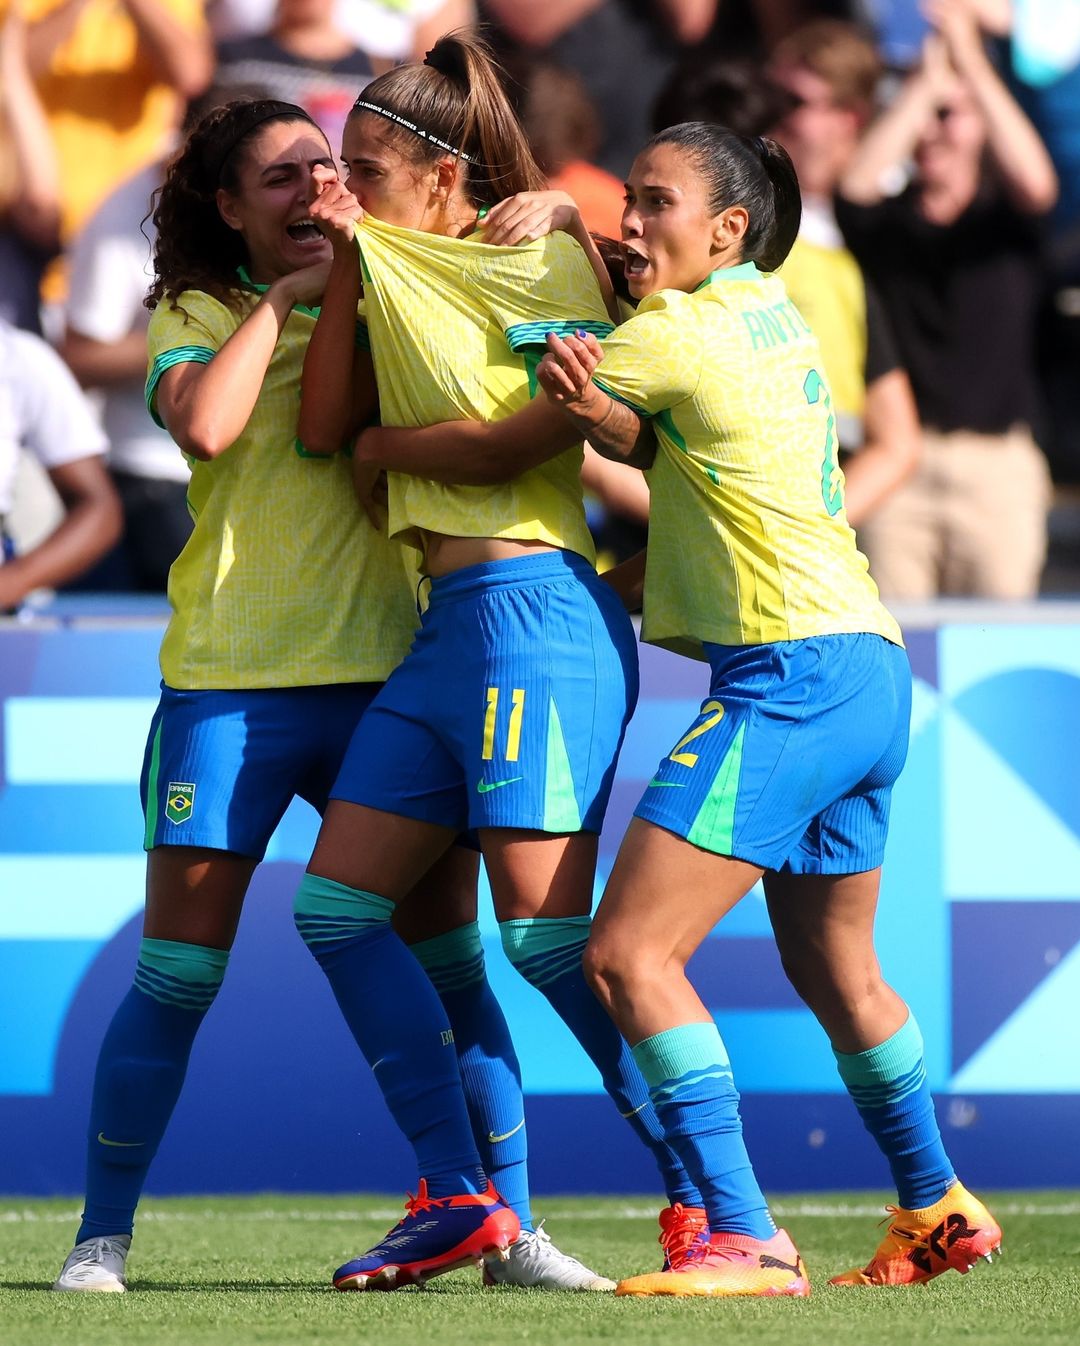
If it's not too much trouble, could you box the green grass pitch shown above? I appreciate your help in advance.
[2,1192,1078,1346]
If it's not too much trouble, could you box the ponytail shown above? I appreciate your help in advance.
[349,30,547,206]
[646,123,802,272]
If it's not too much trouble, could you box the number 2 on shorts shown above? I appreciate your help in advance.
[669,700,725,767]
[482,686,526,762]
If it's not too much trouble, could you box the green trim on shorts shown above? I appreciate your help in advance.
[543,697,581,832]
[143,720,163,850]
[687,721,745,854]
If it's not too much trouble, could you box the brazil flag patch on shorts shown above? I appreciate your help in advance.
[166,781,196,825]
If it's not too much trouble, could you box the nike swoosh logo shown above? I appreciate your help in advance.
[476,776,524,794]
[619,1102,648,1118]
[488,1118,526,1144]
[97,1132,145,1148]
[647,779,686,788]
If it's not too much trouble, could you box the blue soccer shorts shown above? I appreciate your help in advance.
[635,632,911,873]
[330,549,640,833]
[141,682,382,857]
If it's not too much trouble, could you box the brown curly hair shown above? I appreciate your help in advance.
[146,99,326,315]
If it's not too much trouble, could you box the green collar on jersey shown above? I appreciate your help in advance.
[235,265,320,317]
[694,261,760,291]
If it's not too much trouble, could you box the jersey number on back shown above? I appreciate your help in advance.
[803,368,843,516]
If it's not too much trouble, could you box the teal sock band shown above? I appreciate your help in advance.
[834,1014,926,1108]
[133,937,228,1011]
[499,915,591,988]
[631,1022,733,1098]
[410,922,486,993]
[293,873,395,948]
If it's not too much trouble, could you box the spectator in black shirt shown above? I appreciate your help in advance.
[837,0,1058,599]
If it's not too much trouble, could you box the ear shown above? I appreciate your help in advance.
[216,187,244,233]
[713,204,749,250]
[431,154,460,201]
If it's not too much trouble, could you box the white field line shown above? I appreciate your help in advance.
[2,1200,1079,1225]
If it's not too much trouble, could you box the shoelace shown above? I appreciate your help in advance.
[659,1206,706,1262]
[682,1238,750,1269]
[515,1222,583,1270]
[403,1185,452,1218]
[70,1238,126,1272]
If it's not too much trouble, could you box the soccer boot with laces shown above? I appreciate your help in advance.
[657,1203,709,1270]
[482,1222,616,1290]
[830,1181,1002,1286]
[333,1180,519,1291]
[53,1234,131,1292]
[617,1227,809,1297]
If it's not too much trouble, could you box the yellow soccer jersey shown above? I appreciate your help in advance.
[353,213,613,560]
[145,286,419,689]
[781,236,867,447]
[592,263,902,658]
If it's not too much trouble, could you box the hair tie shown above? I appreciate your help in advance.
[755,135,770,159]
[423,49,436,67]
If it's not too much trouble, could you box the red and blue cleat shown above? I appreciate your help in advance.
[333,1180,520,1291]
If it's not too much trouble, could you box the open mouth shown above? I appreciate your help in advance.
[621,247,649,278]
[286,218,325,244]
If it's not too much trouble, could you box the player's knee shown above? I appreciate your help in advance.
[582,931,645,1008]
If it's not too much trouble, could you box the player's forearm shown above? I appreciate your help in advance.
[122,0,213,98]
[298,249,363,456]
[357,399,580,486]
[556,386,655,468]
[162,287,294,460]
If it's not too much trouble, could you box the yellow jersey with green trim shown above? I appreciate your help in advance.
[780,235,867,445]
[145,287,419,689]
[353,213,613,560]
[592,263,902,658]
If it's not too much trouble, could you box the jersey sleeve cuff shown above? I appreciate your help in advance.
[504,319,614,352]
[145,345,215,427]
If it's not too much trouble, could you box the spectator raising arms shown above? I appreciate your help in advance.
[838,0,1058,599]
[0,1,61,333]
[24,0,213,245]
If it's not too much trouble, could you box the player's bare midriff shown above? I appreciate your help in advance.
[421,533,560,577]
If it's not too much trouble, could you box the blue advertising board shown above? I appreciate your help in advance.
[2,613,1078,1196]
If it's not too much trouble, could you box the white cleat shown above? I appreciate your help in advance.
[53,1234,131,1292]
[482,1223,616,1291]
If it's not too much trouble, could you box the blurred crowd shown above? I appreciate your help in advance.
[3,0,1080,612]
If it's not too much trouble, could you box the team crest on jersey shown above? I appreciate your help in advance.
[166,782,196,825]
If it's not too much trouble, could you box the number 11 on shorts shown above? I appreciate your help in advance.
[482,686,526,762]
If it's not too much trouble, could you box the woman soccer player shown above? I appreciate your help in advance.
[291,32,705,1291]
[534,122,1002,1297]
[52,98,523,1294]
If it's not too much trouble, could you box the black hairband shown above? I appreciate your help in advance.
[205,101,320,187]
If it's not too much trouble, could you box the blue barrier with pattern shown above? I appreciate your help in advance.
[1,615,1078,1194]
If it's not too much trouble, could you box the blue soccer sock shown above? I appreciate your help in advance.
[834,1013,956,1211]
[410,922,532,1230]
[294,873,486,1198]
[78,937,229,1242]
[500,916,702,1208]
[632,1021,775,1239]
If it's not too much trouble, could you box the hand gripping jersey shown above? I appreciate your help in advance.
[592,263,902,657]
[145,287,419,689]
[352,213,613,558]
